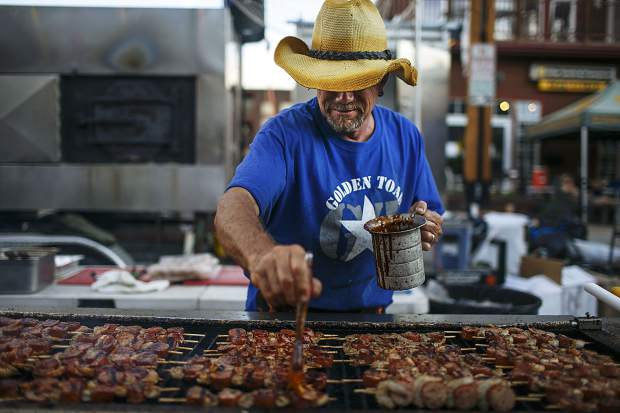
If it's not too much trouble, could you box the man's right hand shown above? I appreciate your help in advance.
[249,244,322,308]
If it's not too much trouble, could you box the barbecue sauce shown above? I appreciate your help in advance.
[288,368,319,402]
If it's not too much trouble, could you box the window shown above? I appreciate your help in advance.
[520,0,542,40]
[549,0,577,42]
[495,0,516,41]
[447,0,468,21]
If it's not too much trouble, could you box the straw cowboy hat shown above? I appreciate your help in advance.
[274,0,417,92]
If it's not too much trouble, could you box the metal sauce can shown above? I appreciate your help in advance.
[364,214,426,290]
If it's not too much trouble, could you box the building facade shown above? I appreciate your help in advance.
[379,0,620,194]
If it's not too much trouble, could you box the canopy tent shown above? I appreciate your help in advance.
[526,81,620,223]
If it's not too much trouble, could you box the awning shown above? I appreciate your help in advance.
[526,80,620,140]
[525,81,620,224]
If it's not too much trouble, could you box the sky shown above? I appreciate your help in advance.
[242,0,325,90]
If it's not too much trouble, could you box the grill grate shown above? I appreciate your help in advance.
[1,313,619,412]
[152,325,620,411]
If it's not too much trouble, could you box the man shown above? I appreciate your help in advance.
[215,0,443,312]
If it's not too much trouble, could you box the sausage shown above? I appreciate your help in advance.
[419,378,448,409]
[33,358,64,378]
[599,363,620,378]
[244,368,266,390]
[237,392,254,409]
[87,385,116,403]
[544,381,574,404]
[0,362,18,379]
[306,370,328,390]
[228,328,247,345]
[253,389,276,408]
[375,380,412,409]
[211,366,233,390]
[185,385,204,405]
[275,391,291,407]
[454,381,479,410]
[58,378,84,403]
[362,369,389,388]
[461,326,483,340]
[41,319,59,328]
[21,378,60,403]
[125,384,145,404]
[479,379,515,412]
[26,338,51,354]
[0,379,20,398]
[446,377,478,411]
[218,387,242,407]
[131,352,158,367]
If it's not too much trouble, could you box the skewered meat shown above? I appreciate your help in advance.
[32,358,64,378]
[0,379,20,398]
[375,380,412,409]
[362,368,389,387]
[211,365,234,390]
[58,378,84,403]
[21,378,61,403]
[217,387,243,406]
[186,385,218,406]
[252,388,278,408]
[228,328,247,345]
[412,375,448,409]
[478,378,515,412]
[375,377,514,412]
[446,376,479,410]
[2,315,619,412]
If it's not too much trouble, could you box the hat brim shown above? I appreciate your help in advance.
[274,36,417,92]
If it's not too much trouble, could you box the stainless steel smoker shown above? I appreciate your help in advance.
[0,3,255,214]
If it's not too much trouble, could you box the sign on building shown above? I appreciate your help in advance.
[468,43,496,106]
[515,100,542,125]
[529,63,615,93]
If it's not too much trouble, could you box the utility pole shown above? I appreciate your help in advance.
[463,0,495,218]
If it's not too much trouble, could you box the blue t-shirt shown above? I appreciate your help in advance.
[227,97,444,311]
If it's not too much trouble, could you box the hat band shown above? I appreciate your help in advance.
[307,49,393,61]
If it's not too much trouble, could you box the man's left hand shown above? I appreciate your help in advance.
[409,201,443,251]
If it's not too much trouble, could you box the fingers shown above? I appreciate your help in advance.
[251,245,318,308]
[411,200,428,215]
[250,268,273,305]
[422,218,443,240]
[410,201,444,251]
[289,245,311,304]
[273,247,296,306]
[421,230,433,251]
[311,278,322,298]
[425,210,443,230]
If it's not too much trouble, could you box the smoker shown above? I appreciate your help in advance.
[0,2,262,214]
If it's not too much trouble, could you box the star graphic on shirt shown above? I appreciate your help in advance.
[340,195,377,262]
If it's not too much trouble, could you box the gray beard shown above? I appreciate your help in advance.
[324,113,365,134]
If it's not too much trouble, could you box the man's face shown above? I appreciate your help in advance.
[317,84,381,135]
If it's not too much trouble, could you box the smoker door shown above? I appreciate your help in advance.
[61,76,195,164]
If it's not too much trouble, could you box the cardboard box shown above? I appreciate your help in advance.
[520,255,565,285]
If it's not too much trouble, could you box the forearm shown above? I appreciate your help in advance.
[214,187,275,271]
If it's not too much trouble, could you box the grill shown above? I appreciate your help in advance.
[1,307,619,412]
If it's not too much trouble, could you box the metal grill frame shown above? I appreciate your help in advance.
[1,306,619,413]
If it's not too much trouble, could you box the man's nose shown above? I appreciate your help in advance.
[334,91,355,103]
